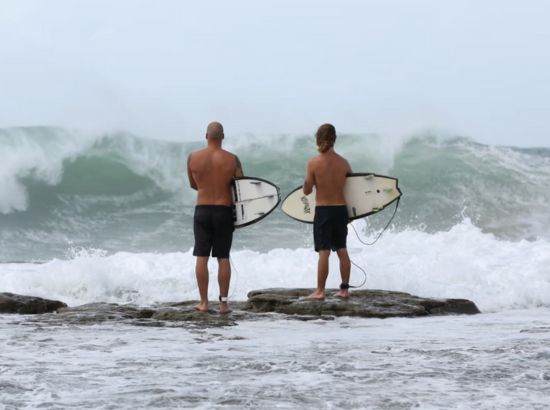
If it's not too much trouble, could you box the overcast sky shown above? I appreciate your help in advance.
[1,0,549,146]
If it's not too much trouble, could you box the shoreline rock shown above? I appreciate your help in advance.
[246,288,480,318]
[1,289,479,327]
[0,292,67,314]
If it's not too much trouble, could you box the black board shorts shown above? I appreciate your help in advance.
[313,205,348,252]
[193,205,234,258]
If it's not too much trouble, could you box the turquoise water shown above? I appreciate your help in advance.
[2,127,549,261]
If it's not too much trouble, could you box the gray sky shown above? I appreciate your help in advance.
[1,0,549,146]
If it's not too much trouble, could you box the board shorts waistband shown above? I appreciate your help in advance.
[195,205,233,209]
[315,204,347,210]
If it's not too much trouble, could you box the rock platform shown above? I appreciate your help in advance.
[1,289,480,327]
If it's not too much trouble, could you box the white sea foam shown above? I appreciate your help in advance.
[1,220,548,312]
[2,309,549,409]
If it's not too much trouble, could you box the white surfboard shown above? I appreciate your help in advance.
[281,173,401,223]
[232,177,280,228]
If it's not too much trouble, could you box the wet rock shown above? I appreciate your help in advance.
[245,288,480,318]
[152,308,238,327]
[52,301,249,328]
[1,289,480,327]
[54,303,156,324]
[0,292,67,314]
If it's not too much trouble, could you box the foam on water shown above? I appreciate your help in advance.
[2,128,550,410]
[1,309,549,409]
[1,219,548,312]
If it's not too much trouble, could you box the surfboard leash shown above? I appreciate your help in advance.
[351,197,400,246]
[348,256,367,289]
[346,198,399,288]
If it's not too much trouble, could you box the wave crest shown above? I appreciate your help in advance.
[1,126,550,261]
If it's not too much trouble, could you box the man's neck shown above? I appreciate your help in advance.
[320,147,335,155]
[207,140,222,149]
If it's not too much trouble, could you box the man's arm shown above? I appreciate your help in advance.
[187,154,197,190]
[303,160,315,195]
[235,155,244,177]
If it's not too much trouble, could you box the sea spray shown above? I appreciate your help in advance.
[1,219,549,311]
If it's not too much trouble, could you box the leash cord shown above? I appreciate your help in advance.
[349,256,367,288]
[350,198,400,246]
[348,198,400,288]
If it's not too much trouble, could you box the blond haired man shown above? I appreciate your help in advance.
[303,124,352,300]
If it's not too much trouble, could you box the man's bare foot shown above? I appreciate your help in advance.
[219,302,232,315]
[334,289,350,299]
[305,290,325,300]
[194,302,209,312]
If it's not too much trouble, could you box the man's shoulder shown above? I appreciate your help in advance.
[308,155,322,165]
[216,149,238,161]
[333,151,350,164]
[189,147,209,155]
[188,148,204,161]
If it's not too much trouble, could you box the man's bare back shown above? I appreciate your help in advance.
[303,149,351,205]
[188,121,243,315]
[187,147,243,206]
[303,123,352,301]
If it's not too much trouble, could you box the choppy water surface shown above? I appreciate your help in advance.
[2,127,550,409]
[1,309,549,409]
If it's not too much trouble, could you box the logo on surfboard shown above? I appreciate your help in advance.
[300,196,311,214]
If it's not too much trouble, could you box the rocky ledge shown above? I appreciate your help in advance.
[1,289,479,327]
[246,288,480,317]
[0,292,67,314]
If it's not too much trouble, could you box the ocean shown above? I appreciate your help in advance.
[1,126,549,409]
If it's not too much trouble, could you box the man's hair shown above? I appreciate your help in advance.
[316,123,336,153]
[206,121,224,140]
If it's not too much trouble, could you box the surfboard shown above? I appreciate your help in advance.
[281,173,401,223]
[232,177,281,228]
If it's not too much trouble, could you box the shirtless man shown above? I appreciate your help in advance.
[187,121,243,314]
[303,123,352,300]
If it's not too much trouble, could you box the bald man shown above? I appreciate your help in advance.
[187,122,243,314]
